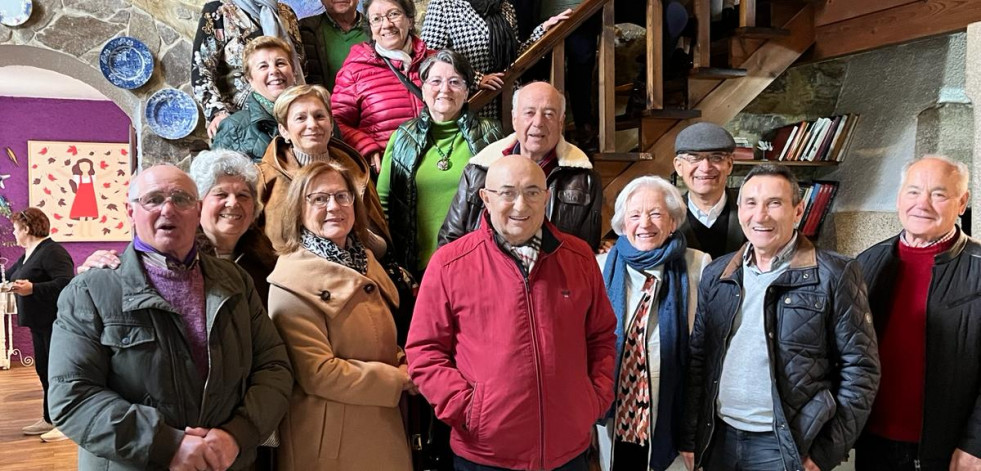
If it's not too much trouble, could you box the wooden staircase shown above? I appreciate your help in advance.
[467,0,818,232]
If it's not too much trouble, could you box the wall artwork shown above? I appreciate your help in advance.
[27,140,130,241]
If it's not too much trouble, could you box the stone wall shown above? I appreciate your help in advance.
[1,0,209,168]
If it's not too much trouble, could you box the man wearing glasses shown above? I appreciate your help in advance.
[48,165,292,471]
[673,122,745,259]
[408,155,617,471]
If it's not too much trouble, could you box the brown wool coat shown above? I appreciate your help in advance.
[256,136,391,256]
[267,248,412,471]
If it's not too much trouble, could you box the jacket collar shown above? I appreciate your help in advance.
[245,93,276,125]
[478,210,561,255]
[350,35,429,68]
[720,234,817,280]
[261,135,370,184]
[882,225,971,264]
[469,132,592,170]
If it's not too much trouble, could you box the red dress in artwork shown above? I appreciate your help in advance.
[69,175,99,219]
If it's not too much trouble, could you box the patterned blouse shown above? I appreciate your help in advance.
[191,0,305,122]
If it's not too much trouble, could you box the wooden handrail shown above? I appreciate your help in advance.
[467,0,613,112]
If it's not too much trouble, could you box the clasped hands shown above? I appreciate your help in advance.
[169,427,239,471]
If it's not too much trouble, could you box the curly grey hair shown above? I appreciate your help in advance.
[189,149,262,216]
[611,175,687,235]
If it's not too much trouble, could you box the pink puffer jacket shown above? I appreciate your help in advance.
[331,37,433,158]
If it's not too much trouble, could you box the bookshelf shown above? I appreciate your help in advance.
[732,160,839,167]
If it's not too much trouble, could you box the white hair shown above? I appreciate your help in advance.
[190,149,263,216]
[901,155,970,196]
[511,81,567,116]
[611,175,687,235]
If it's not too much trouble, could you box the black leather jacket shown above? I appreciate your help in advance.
[857,229,981,470]
[682,237,880,471]
[437,134,603,250]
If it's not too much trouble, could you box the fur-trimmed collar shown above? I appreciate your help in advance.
[468,132,592,169]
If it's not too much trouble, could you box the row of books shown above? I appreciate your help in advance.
[797,181,839,237]
[765,114,860,162]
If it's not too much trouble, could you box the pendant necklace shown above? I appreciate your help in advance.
[430,135,455,171]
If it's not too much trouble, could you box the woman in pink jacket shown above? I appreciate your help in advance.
[331,0,435,175]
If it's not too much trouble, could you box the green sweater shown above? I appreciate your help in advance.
[378,120,470,270]
[319,17,368,90]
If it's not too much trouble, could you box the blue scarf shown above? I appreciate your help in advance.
[602,232,689,471]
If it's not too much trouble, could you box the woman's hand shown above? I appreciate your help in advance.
[367,152,382,175]
[77,249,121,274]
[9,280,32,296]
[207,111,229,138]
[596,239,615,254]
[542,8,573,32]
[399,364,419,395]
[479,73,505,91]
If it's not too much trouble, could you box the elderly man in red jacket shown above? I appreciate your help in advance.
[407,155,617,471]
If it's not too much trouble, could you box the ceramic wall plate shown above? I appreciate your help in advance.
[145,89,199,140]
[0,0,32,26]
[100,37,154,89]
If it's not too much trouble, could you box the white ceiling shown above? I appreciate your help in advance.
[0,65,110,100]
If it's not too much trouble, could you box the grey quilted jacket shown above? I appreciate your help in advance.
[681,237,880,471]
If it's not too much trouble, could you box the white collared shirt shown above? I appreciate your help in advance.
[688,192,728,228]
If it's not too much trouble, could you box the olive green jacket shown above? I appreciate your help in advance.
[211,93,278,162]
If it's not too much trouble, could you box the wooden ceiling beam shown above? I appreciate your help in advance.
[810,0,981,62]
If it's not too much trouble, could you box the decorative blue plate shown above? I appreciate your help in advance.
[145,89,200,140]
[0,0,32,26]
[100,37,154,89]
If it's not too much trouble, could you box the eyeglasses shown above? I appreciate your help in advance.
[675,152,731,165]
[306,191,354,208]
[483,187,546,203]
[424,77,467,91]
[369,10,404,26]
[131,190,198,211]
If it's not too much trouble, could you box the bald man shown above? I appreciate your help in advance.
[408,156,617,471]
[48,165,292,471]
[438,81,603,251]
[856,156,981,471]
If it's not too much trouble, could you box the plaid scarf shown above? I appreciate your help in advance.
[301,228,368,274]
[495,229,542,273]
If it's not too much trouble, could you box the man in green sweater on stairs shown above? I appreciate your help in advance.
[299,0,369,91]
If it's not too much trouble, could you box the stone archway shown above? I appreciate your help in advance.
[0,0,208,167]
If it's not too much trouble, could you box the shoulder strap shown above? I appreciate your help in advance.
[382,56,424,100]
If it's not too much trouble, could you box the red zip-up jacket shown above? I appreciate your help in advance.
[407,217,617,470]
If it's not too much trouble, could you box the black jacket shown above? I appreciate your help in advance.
[8,238,74,330]
[857,230,981,469]
[437,133,603,250]
[677,187,745,259]
[682,237,880,471]
[385,106,502,271]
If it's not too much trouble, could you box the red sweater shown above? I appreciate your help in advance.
[867,237,955,442]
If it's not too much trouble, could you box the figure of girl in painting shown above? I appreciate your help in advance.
[68,158,98,221]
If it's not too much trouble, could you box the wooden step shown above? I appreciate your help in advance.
[593,152,654,162]
[733,26,791,39]
[690,67,748,79]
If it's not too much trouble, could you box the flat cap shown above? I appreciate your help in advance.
[674,122,736,154]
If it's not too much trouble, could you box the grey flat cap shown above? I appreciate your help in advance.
[675,122,736,154]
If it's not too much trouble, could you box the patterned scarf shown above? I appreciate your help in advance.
[602,232,689,470]
[495,229,542,273]
[231,0,306,84]
[467,0,518,72]
[301,228,368,274]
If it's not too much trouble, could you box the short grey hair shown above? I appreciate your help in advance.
[901,154,970,196]
[511,81,567,116]
[189,149,263,216]
[611,175,687,235]
[127,163,191,201]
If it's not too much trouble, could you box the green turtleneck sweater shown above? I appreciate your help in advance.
[378,119,470,269]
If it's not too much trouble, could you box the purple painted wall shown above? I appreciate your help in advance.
[0,97,130,361]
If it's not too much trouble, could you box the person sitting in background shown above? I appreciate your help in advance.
[192,0,305,137]
[673,122,745,259]
[49,164,292,471]
[439,81,603,250]
[331,0,434,174]
[377,49,504,274]
[420,0,570,117]
[258,84,390,255]
[9,208,74,443]
[212,36,298,161]
[267,161,414,471]
[595,176,710,471]
[299,0,368,90]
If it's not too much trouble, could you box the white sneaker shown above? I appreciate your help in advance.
[40,427,69,442]
[22,419,54,435]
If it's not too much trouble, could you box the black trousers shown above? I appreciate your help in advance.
[30,326,52,423]
[854,434,920,471]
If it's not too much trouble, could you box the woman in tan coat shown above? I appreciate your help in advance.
[267,161,414,470]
